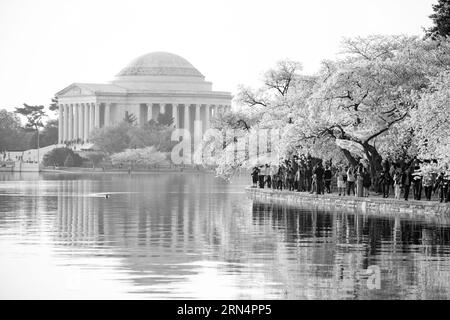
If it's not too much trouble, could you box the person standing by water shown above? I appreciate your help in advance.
[435,172,449,203]
[305,161,312,194]
[310,165,317,194]
[356,164,364,197]
[295,167,302,192]
[251,167,260,188]
[314,162,325,195]
[270,165,278,190]
[390,163,397,196]
[286,166,295,191]
[413,163,423,200]
[264,164,272,188]
[393,167,402,200]
[324,165,333,193]
[402,166,413,201]
[258,166,266,188]
[277,166,285,190]
[380,167,391,198]
[337,166,346,196]
[362,168,371,197]
[422,170,434,201]
[347,166,356,196]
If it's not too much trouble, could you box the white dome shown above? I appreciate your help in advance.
[116,52,203,78]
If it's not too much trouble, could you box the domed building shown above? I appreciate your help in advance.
[56,52,232,145]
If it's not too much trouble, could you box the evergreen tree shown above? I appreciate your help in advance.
[426,0,450,39]
[49,96,59,112]
[15,104,46,161]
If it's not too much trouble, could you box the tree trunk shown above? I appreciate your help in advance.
[363,143,383,192]
[337,141,382,192]
[341,149,358,167]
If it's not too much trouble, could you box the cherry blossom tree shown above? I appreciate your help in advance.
[110,146,166,168]
[413,71,450,172]
[209,36,450,182]
[301,35,450,185]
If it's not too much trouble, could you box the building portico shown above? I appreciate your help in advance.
[56,52,232,145]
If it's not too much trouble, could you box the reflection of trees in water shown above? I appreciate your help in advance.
[251,201,450,299]
[0,177,58,236]
[55,180,102,245]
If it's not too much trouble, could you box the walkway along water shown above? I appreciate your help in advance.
[246,187,450,223]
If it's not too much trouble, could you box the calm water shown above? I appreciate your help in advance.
[1,172,450,299]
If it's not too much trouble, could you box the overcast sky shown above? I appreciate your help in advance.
[0,0,435,112]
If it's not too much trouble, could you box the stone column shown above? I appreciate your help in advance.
[194,104,202,143]
[68,104,73,142]
[184,104,190,133]
[205,105,211,131]
[58,104,63,144]
[195,104,201,121]
[172,104,178,128]
[104,103,111,127]
[74,104,79,142]
[90,103,95,133]
[78,104,84,143]
[64,105,69,143]
[95,103,101,128]
[84,104,90,142]
[160,103,166,115]
[64,104,68,142]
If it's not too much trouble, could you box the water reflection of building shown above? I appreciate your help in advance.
[56,180,102,244]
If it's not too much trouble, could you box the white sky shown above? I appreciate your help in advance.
[0,0,435,112]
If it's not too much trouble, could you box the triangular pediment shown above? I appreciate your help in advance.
[56,83,96,97]
[56,83,127,97]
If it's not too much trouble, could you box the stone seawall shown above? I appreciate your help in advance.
[246,187,450,223]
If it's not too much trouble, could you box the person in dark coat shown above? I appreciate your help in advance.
[434,172,449,203]
[379,168,391,198]
[314,162,325,195]
[362,168,371,197]
[277,166,285,190]
[305,161,312,193]
[412,164,423,200]
[384,168,392,198]
[286,166,295,191]
[251,167,260,187]
[402,166,413,201]
[258,166,265,188]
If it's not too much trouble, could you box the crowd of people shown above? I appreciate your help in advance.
[251,158,450,203]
